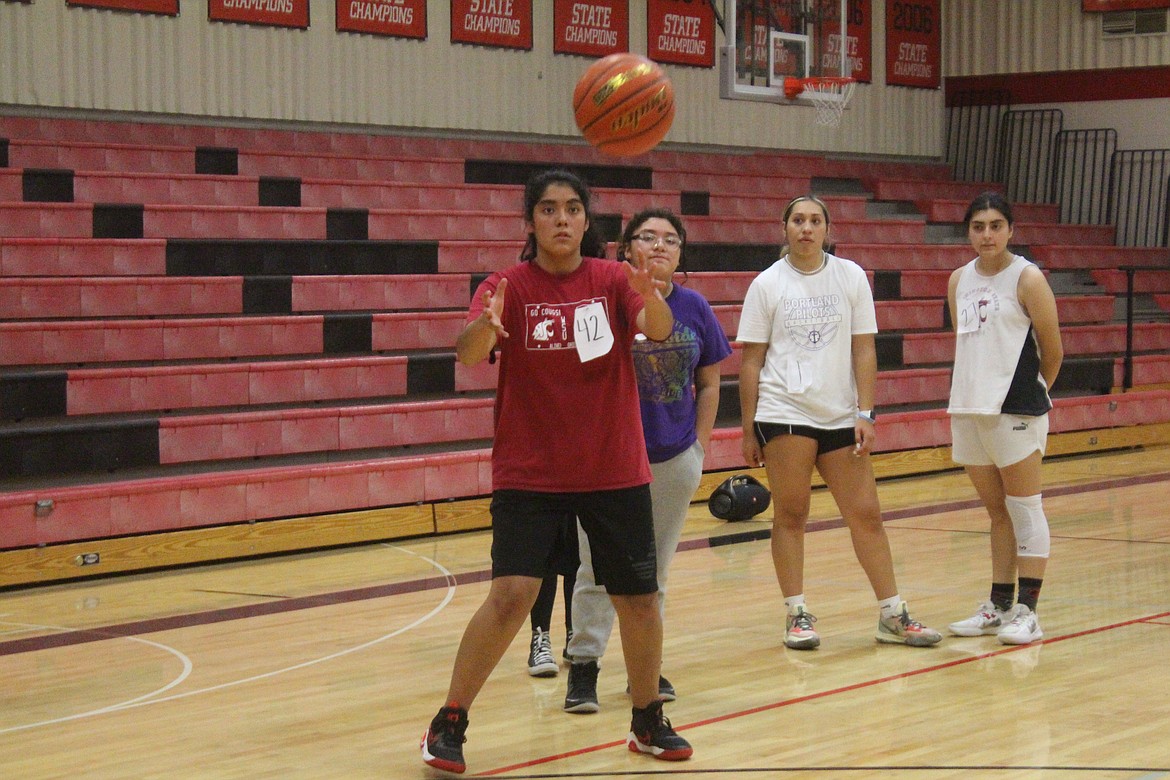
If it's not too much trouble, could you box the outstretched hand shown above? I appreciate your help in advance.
[480,277,510,340]
[622,255,668,300]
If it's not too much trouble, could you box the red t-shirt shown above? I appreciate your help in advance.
[468,258,652,492]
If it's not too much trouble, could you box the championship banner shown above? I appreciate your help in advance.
[827,0,872,83]
[743,1,796,74]
[337,0,426,38]
[885,0,939,88]
[208,0,309,29]
[66,0,178,13]
[450,0,533,50]
[1083,0,1170,10]
[553,0,628,57]
[647,0,715,68]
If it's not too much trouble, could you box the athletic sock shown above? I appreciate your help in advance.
[990,582,1015,612]
[878,595,903,620]
[1017,577,1043,611]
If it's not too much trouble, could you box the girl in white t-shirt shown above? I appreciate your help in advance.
[738,195,941,651]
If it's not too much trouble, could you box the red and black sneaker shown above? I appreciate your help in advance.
[626,700,693,761]
[421,704,468,774]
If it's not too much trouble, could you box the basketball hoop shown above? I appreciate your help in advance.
[783,77,856,128]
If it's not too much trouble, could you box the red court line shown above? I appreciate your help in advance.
[479,609,1170,776]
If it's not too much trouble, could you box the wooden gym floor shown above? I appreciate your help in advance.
[1,446,1169,779]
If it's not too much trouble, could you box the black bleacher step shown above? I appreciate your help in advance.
[1052,357,1116,396]
[867,200,922,220]
[464,160,653,190]
[93,203,144,239]
[876,333,904,369]
[716,380,741,426]
[0,371,68,421]
[165,239,439,275]
[593,213,623,243]
[924,222,967,243]
[259,176,301,207]
[195,146,238,175]
[407,353,456,395]
[470,273,490,300]
[811,177,869,195]
[873,270,902,301]
[0,138,8,168]
[23,168,75,202]
[685,243,781,272]
[0,418,160,479]
[681,191,710,216]
[1047,270,1101,295]
[323,313,373,353]
[242,276,294,314]
[1117,294,1170,321]
[0,438,495,495]
[327,207,368,240]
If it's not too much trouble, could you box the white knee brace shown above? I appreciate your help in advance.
[1005,494,1050,558]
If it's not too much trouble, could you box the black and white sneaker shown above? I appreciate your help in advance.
[527,628,558,677]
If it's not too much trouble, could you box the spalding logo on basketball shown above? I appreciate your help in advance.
[573,52,675,158]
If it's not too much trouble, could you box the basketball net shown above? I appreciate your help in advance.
[785,77,856,128]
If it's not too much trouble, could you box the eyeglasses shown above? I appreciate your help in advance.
[631,232,682,249]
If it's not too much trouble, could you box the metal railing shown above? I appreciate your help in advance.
[946,89,1010,183]
[1108,150,1170,247]
[996,109,1063,205]
[1050,128,1117,225]
[948,97,1170,251]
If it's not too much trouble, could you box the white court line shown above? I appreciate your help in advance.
[0,545,456,733]
[0,625,194,735]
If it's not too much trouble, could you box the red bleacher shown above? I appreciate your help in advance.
[2,114,1168,571]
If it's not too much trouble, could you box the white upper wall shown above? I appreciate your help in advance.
[1,0,945,158]
[944,0,1170,76]
[943,0,1170,151]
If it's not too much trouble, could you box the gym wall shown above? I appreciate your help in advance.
[1,0,945,158]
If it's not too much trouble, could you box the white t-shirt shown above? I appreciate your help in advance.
[737,253,877,429]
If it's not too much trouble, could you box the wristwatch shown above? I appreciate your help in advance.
[857,409,876,423]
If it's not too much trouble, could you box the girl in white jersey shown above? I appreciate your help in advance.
[946,192,1063,645]
[738,195,941,650]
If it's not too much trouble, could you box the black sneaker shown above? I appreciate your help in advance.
[527,628,558,677]
[563,660,600,713]
[421,705,468,774]
[627,699,693,761]
[625,675,677,702]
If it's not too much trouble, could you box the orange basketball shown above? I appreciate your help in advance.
[573,52,675,158]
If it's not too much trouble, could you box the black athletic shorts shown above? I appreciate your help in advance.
[754,421,855,456]
[490,486,657,596]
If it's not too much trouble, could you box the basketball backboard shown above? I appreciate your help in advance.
[719,0,851,103]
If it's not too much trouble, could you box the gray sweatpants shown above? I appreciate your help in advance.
[566,439,705,663]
